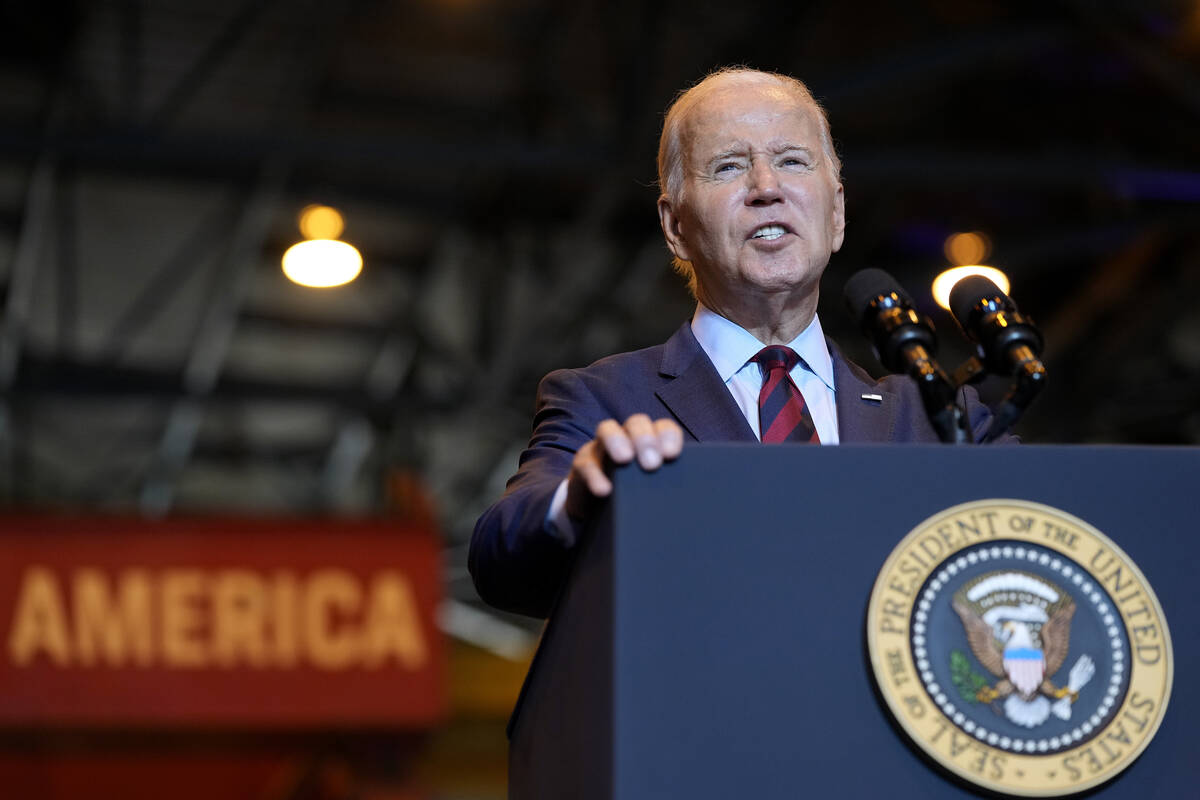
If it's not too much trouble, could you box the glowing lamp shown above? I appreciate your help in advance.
[282,239,363,288]
[932,265,1010,311]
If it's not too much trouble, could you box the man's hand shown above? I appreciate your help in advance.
[564,414,684,521]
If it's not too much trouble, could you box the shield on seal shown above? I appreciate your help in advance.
[1003,640,1045,697]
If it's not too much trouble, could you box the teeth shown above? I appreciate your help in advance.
[752,225,786,240]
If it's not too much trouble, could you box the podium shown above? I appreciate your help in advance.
[507,444,1196,798]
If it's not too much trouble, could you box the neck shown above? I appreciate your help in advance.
[697,285,819,345]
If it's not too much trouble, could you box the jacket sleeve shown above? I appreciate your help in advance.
[468,368,610,618]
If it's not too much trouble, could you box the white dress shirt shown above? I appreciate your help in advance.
[690,304,839,443]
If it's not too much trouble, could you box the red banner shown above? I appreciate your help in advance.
[0,515,444,728]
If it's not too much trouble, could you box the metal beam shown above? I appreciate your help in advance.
[138,159,288,515]
[0,156,56,500]
[146,0,280,128]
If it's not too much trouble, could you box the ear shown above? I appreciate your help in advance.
[657,195,692,263]
[830,182,846,253]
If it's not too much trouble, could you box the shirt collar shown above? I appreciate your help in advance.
[691,303,836,393]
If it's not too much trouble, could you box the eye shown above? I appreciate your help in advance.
[714,161,739,174]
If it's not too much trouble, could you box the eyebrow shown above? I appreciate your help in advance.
[705,148,747,167]
[772,143,815,156]
[704,143,815,165]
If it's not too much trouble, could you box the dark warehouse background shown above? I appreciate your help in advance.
[1,0,1198,797]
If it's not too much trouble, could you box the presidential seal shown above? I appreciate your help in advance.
[867,500,1172,797]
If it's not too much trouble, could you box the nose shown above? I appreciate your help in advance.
[745,159,782,205]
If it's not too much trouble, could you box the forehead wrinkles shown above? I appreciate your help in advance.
[681,99,823,172]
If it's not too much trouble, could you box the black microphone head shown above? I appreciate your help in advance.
[842,268,938,372]
[948,274,1012,328]
[842,268,914,322]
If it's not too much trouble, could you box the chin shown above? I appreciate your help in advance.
[742,262,822,293]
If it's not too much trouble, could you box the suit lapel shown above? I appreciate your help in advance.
[831,342,898,443]
[651,325,898,443]
[655,324,757,443]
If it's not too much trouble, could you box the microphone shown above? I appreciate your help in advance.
[843,268,966,443]
[948,275,1046,381]
[948,275,1046,441]
[842,268,939,376]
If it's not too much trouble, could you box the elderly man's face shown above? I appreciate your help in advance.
[660,80,845,309]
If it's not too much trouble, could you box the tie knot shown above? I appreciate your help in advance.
[753,345,800,375]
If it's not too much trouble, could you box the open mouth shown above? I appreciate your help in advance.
[750,224,787,241]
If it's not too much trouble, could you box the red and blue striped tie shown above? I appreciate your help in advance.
[753,345,820,444]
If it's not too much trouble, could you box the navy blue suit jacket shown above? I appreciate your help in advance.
[470,322,1002,617]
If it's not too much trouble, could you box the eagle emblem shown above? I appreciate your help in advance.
[951,571,1095,728]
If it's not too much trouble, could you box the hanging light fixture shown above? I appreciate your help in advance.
[282,204,363,288]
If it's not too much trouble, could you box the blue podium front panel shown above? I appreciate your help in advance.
[511,445,1197,799]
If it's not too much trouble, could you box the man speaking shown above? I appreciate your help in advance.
[470,68,1001,618]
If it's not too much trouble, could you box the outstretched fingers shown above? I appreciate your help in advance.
[571,438,615,499]
[623,413,663,470]
[654,417,684,461]
[567,415,685,507]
